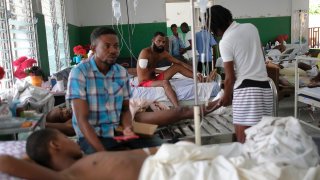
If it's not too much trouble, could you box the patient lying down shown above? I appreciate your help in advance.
[46,100,221,136]
[1,117,320,180]
[0,129,150,180]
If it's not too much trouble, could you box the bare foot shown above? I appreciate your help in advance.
[206,70,218,82]
[197,73,205,82]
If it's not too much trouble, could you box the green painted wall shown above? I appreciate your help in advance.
[78,22,167,58]
[36,13,50,77]
[38,17,291,71]
[166,16,291,45]
[68,23,81,57]
[236,16,291,45]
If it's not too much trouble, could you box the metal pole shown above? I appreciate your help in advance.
[190,0,201,145]
[294,57,299,118]
[190,0,199,105]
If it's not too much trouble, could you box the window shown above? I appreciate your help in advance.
[42,0,69,75]
[0,0,38,89]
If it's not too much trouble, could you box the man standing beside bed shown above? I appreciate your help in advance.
[210,5,273,143]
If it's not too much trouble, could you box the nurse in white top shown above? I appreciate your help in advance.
[209,5,273,143]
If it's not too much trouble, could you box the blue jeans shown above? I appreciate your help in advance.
[79,136,163,154]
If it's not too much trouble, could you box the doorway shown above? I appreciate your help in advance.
[309,0,320,48]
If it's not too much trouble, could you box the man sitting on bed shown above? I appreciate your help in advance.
[137,31,203,108]
[66,27,162,154]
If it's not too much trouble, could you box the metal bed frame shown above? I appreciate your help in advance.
[156,77,279,144]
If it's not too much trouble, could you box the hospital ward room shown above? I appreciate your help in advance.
[1,0,320,179]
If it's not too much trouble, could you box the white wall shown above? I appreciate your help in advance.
[291,0,309,44]
[166,0,292,28]
[166,2,192,27]
[216,0,291,18]
[64,0,81,26]
[75,0,166,26]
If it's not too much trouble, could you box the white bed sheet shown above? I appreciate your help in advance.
[130,78,220,102]
[0,141,26,180]
[299,87,320,99]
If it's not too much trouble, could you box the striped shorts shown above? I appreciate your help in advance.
[233,87,273,126]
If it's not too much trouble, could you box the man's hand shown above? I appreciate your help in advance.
[218,94,232,107]
[123,126,136,136]
[113,126,138,142]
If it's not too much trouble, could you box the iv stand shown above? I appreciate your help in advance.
[190,0,201,145]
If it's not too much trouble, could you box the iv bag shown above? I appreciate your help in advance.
[112,0,121,22]
[133,0,138,13]
[197,0,208,13]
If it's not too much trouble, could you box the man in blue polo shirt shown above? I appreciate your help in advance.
[66,27,162,154]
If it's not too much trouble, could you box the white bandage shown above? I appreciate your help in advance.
[139,59,148,69]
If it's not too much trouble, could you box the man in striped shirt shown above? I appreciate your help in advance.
[66,27,162,154]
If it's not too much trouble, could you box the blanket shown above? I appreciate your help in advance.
[139,116,320,180]
[13,81,54,114]
[130,78,220,102]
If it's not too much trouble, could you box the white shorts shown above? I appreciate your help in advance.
[233,87,273,126]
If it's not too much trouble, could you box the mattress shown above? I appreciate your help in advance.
[130,78,220,102]
[299,87,320,100]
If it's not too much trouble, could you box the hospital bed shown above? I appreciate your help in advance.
[0,141,25,180]
[130,65,221,106]
[2,119,320,180]
[156,77,279,143]
[130,78,221,105]
[294,56,320,119]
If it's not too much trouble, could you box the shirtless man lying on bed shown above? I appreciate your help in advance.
[0,129,152,180]
[132,99,220,126]
[45,107,75,136]
[137,31,203,108]
[45,99,220,136]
